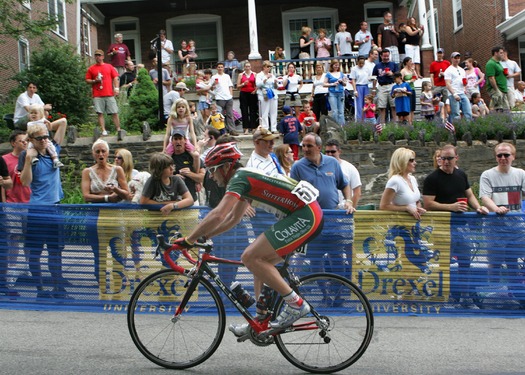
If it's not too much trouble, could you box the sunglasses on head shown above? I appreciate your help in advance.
[497,153,511,159]
[33,135,49,141]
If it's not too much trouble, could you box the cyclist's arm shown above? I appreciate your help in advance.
[186,194,249,242]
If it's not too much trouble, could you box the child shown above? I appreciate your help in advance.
[164,98,198,156]
[391,72,411,125]
[297,100,320,134]
[471,92,489,119]
[186,40,198,60]
[432,93,445,123]
[26,104,64,168]
[277,105,302,160]
[420,81,435,121]
[207,103,226,135]
[362,94,377,124]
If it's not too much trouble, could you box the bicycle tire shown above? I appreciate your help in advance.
[127,269,225,369]
[274,272,373,374]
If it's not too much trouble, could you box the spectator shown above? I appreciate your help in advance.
[246,126,282,176]
[278,105,302,160]
[13,82,52,130]
[119,60,137,96]
[171,130,205,204]
[324,59,347,126]
[149,57,172,96]
[324,139,362,208]
[444,52,472,122]
[485,46,510,112]
[0,149,14,296]
[18,122,69,299]
[350,55,371,122]
[114,148,139,185]
[397,22,407,63]
[85,49,122,136]
[420,81,435,121]
[377,11,400,63]
[223,51,242,79]
[429,48,450,102]
[310,62,328,120]
[298,26,313,59]
[354,21,375,57]
[479,142,525,296]
[362,94,377,124]
[197,126,222,163]
[196,69,213,121]
[273,46,285,60]
[373,49,398,124]
[314,28,331,70]
[298,100,320,135]
[237,61,258,134]
[283,63,303,117]
[212,62,238,135]
[26,104,65,168]
[334,22,353,57]
[423,144,488,306]
[256,61,278,133]
[163,98,197,156]
[178,40,196,77]
[162,81,181,123]
[403,17,424,77]
[400,57,417,124]
[514,81,525,105]
[380,147,425,219]
[140,152,194,214]
[107,33,131,75]
[274,144,295,176]
[159,30,174,65]
[464,58,485,98]
[207,103,226,135]
[432,148,442,169]
[500,50,522,108]
[471,93,489,119]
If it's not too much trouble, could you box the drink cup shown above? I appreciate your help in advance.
[412,75,417,80]
[215,78,219,84]
[384,67,390,73]
[503,68,509,75]
[462,78,467,86]
[457,198,468,204]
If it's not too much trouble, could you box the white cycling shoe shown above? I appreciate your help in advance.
[229,322,251,337]
[269,302,310,329]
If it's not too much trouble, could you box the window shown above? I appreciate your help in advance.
[111,17,141,63]
[48,0,67,38]
[18,38,29,71]
[282,7,338,59]
[363,2,393,46]
[519,37,525,81]
[81,19,91,56]
[452,0,463,31]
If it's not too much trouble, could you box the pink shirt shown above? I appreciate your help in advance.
[2,153,31,203]
[315,38,332,58]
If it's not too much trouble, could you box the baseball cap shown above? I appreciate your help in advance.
[175,82,189,91]
[171,129,186,138]
[437,48,445,54]
[94,49,104,56]
[282,105,292,114]
[450,52,461,59]
[253,127,279,141]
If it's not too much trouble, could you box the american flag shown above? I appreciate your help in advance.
[375,122,383,134]
[445,121,455,133]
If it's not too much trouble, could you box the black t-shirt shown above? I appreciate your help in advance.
[172,151,198,201]
[299,36,310,53]
[422,168,470,204]
[0,157,9,203]
[203,169,225,208]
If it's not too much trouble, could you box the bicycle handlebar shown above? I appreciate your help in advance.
[156,234,211,274]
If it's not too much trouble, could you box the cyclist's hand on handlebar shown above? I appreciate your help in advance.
[173,237,195,249]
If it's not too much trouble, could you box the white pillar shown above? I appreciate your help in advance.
[247,0,262,60]
[417,0,432,49]
[428,0,438,58]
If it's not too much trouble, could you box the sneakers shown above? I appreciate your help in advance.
[53,160,64,169]
[269,302,310,329]
[229,322,251,337]
[102,130,108,136]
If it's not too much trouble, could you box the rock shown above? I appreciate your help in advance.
[142,121,151,141]
[67,126,78,144]
[319,115,345,144]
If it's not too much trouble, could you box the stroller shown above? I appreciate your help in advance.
[344,88,355,122]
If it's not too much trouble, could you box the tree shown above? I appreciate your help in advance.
[127,68,161,131]
[0,0,73,40]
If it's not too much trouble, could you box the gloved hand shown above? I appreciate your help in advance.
[173,237,194,249]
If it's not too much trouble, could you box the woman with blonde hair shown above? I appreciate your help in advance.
[324,59,347,126]
[114,148,138,182]
[298,26,313,58]
[256,60,278,132]
[380,147,426,219]
[274,144,295,176]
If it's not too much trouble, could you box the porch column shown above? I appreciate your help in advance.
[247,0,262,60]
[417,0,432,49]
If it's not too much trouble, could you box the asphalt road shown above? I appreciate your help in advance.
[1,309,524,375]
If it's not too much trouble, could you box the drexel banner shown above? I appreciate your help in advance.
[0,204,523,316]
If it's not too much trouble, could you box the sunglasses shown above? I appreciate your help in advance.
[324,150,337,154]
[497,153,511,159]
[208,164,224,174]
[33,135,50,141]
[286,150,294,154]
[440,156,456,161]
[408,158,415,162]
[115,156,123,160]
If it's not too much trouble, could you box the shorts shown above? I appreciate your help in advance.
[265,202,324,257]
[93,96,119,115]
[376,84,395,108]
[285,92,303,107]
[487,86,510,111]
[197,101,210,111]
[384,46,399,63]
[405,44,421,64]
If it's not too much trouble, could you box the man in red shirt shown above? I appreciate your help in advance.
[106,33,131,75]
[429,48,451,103]
[85,49,122,137]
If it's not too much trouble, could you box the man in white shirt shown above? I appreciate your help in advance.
[514,81,525,105]
[444,52,472,122]
[354,21,375,57]
[159,30,174,65]
[13,82,52,130]
[211,62,238,135]
[500,50,522,108]
[334,22,353,57]
[246,127,282,176]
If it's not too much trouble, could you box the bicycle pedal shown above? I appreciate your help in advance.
[236,333,251,343]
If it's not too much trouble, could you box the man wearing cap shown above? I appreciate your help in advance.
[107,33,131,75]
[85,49,122,136]
[170,129,205,204]
[163,82,188,122]
[429,48,451,102]
[277,106,302,160]
[444,52,472,122]
[485,46,510,112]
[246,126,283,176]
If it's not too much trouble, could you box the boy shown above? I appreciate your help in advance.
[297,101,320,134]
[390,72,411,125]
[207,103,226,135]
[277,106,302,160]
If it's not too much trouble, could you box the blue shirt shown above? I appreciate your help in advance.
[391,82,411,114]
[325,72,345,94]
[278,115,302,145]
[290,155,348,209]
[373,61,399,85]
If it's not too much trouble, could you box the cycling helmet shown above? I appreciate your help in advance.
[205,142,243,167]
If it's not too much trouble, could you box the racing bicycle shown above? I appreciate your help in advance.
[127,234,374,374]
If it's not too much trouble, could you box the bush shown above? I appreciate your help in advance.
[11,39,91,125]
[126,68,161,131]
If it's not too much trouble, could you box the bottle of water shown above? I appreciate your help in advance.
[231,282,255,308]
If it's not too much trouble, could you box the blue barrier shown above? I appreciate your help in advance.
[0,203,523,316]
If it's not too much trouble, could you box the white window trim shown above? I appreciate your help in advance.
[452,0,463,32]
[282,6,339,58]
[110,16,141,63]
[166,14,224,63]
[23,0,31,10]
[48,0,68,40]
[82,19,92,56]
[363,1,393,25]
[18,37,30,71]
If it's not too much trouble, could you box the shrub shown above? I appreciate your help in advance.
[126,68,161,131]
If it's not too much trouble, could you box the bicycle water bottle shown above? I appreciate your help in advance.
[231,282,255,308]
[256,284,273,310]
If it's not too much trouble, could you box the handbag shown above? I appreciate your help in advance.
[265,88,275,99]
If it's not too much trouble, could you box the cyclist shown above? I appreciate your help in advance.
[175,142,324,335]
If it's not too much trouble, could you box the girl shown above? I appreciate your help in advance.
[471,92,489,119]
[314,28,332,70]
[164,98,197,156]
[283,63,303,116]
[420,81,435,120]
[362,94,377,124]
[26,104,64,168]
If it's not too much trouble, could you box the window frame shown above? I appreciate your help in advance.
[18,37,30,72]
[48,0,67,39]
[452,0,463,32]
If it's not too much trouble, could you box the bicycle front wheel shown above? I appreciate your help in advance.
[274,272,373,374]
[127,269,225,369]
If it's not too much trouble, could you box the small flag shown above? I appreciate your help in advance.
[375,122,383,134]
[445,121,455,133]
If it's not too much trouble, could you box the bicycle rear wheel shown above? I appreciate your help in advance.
[274,272,373,374]
[127,269,225,369]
